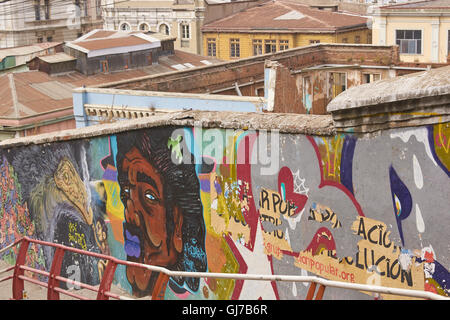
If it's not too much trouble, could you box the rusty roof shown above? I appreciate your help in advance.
[202,0,368,33]
[38,52,76,64]
[0,50,222,123]
[84,30,118,40]
[72,35,152,51]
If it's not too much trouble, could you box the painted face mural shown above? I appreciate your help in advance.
[115,128,207,298]
[0,122,448,300]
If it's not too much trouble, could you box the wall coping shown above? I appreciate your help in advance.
[0,110,335,148]
[95,43,397,89]
[327,65,450,112]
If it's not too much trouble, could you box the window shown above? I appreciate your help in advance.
[37,37,43,43]
[230,38,240,58]
[448,30,450,56]
[396,30,422,54]
[362,73,381,84]
[329,72,346,98]
[96,0,101,17]
[100,60,109,73]
[83,0,88,17]
[253,39,262,55]
[303,76,313,113]
[355,35,360,44]
[139,23,149,31]
[159,23,169,35]
[120,23,130,31]
[181,23,190,39]
[279,40,289,51]
[309,40,320,44]
[46,36,53,42]
[44,0,49,19]
[207,38,216,57]
[264,39,276,54]
[34,0,40,20]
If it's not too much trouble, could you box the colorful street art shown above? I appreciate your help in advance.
[0,122,448,300]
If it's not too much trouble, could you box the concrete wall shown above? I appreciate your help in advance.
[0,110,448,300]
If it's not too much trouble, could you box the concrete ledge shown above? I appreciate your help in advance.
[328,66,450,112]
[0,110,335,148]
[328,65,450,134]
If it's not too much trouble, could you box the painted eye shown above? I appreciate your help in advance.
[145,191,158,202]
[120,186,130,201]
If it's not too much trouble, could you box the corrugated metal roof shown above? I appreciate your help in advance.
[0,50,222,122]
[202,0,368,33]
[38,53,76,64]
[30,81,75,100]
[74,35,151,51]
[66,29,172,55]
[0,42,62,61]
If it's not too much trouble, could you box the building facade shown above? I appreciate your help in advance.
[371,0,450,64]
[102,0,206,55]
[201,0,371,61]
[0,0,103,48]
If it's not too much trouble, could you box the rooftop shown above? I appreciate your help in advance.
[0,50,221,125]
[380,0,450,9]
[0,42,62,61]
[201,0,368,33]
[38,52,76,64]
[65,29,173,57]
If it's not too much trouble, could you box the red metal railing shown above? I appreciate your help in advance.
[0,236,324,300]
[0,236,448,300]
[0,236,137,300]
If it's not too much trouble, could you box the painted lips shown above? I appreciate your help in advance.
[124,229,141,258]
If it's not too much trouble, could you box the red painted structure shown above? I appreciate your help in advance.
[0,236,325,300]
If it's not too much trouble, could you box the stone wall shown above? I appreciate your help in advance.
[0,109,448,300]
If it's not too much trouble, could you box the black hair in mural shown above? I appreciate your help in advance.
[115,127,207,295]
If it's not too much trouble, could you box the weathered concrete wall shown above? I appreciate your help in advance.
[0,110,448,300]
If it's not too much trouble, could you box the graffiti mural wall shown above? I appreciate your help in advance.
[0,122,448,300]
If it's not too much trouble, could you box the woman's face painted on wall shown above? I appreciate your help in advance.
[119,147,183,297]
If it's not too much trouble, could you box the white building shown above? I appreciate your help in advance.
[102,0,206,55]
[0,0,103,48]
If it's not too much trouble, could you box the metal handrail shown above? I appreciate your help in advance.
[0,236,448,300]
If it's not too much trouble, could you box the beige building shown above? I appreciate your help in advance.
[371,0,450,63]
[102,0,206,55]
[201,0,370,61]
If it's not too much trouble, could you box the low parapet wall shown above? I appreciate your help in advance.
[0,108,448,300]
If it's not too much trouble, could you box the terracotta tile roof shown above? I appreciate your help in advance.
[202,0,368,33]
